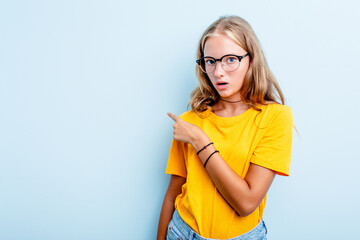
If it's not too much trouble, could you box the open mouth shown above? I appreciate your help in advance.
[216,82,228,86]
[215,81,229,90]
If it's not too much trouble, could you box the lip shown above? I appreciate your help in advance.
[215,81,229,90]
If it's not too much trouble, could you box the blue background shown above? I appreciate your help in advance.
[1,0,359,239]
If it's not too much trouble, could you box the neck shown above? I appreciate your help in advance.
[212,96,249,117]
[219,98,242,103]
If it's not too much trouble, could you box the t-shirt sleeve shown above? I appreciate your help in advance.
[250,106,294,176]
[165,138,187,178]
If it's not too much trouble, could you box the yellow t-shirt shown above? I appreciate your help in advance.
[165,103,294,239]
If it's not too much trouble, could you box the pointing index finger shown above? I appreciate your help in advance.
[167,112,179,122]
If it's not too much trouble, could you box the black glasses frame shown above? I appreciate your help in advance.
[196,53,250,73]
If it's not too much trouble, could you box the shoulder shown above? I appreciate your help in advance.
[259,104,294,125]
[261,103,291,112]
[179,110,200,121]
[178,109,208,124]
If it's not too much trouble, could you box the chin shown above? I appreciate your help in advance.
[219,92,235,98]
[218,91,242,100]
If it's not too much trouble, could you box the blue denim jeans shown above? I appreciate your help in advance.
[166,209,267,240]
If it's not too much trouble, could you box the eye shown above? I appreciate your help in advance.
[226,56,238,64]
[205,59,215,65]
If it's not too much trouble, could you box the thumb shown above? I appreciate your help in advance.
[167,112,179,122]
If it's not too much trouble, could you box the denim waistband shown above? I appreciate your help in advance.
[169,209,267,240]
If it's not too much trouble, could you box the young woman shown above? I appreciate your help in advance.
[157,15,294,240]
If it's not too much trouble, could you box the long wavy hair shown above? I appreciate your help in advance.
[189,15,285,115]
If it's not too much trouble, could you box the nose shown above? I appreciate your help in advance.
[213,61,225,77]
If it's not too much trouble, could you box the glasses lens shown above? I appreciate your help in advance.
[222,55,240,72]
[202,57,216,73]
[198,59,207,73]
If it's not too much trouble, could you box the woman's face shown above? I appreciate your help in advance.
[203,33,250,101]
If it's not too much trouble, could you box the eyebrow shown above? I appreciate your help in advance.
[203,54,239,58]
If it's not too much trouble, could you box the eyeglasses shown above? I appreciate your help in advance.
[196,53,250,73]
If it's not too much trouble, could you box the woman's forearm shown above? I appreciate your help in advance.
[191,137,275,217]
[157,175,186,240]
[157,195,175,240]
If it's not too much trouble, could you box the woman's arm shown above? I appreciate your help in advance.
[157,174,186,240]
[194,139,275,217]
[168,113,276,217]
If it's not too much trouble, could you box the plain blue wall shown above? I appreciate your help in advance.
[1,0,359,239]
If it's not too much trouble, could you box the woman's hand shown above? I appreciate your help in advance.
[167,112,209,147]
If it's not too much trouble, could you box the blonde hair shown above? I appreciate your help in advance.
[189,15,285,115]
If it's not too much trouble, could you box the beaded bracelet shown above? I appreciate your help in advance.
[204,150,219,168]
[196,142,213,155]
